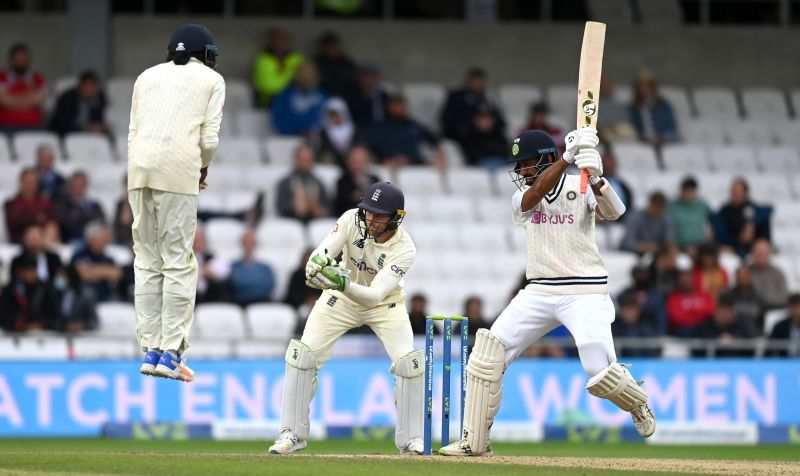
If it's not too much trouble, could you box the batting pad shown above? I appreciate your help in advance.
[392,350,424,449]
[463,329,505,454]
[281,339,318,440]
[586,362,648,412]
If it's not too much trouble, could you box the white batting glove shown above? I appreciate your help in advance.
[564,128,599,155]
[575,148,603,177]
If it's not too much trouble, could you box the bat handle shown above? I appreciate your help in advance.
[580,169,589,194]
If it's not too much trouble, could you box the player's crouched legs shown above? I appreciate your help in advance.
[392,350,425,455]
[269,339,318,455]
[440,329,505,456]
[585,362,656,437]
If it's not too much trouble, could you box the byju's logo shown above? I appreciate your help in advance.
[531,211,574,225]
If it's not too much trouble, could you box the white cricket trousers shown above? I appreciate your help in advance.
[129,187,198,354]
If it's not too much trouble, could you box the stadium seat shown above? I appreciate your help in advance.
[215,137,263,165]
[402,82,446,132]
[0,133,12,162]
[476,197,511,223]
[96,302,137,337]
[447,167,493,196]
[423,195,475,222]
[235,109,271,138]
[396,167,445,196]
[222,190,257,214]
[546,84,578,125]
[264,136,302,166]
[771,255,797,290]
[255,219,306,263]
[659,85,694,124]
[72,336,137,359]
[407,250,441,280]
[660,144,711,173]
[237,340,287,358]
[441,139,466,168]
[198,190,225,214]
[15,336,69,360]
[499,84,543,120]
[718,252,742,280]
[612,143,660,172]
[708,146,759,173]
[507,225,526,251]
[53,76,78,97]
[307,218,337,246]
[244,164,290,196]
[106,108,131,136]
[314,164,342,195]
[661,339,690,359]
[693,87,740,121]
[195,303,247,338]
[763,308,787,336]
[456,223,510,251]
[208,165,250,191]
[188,338,233,358]
[769,120,800,147]
[106,77,135,111]
[114,133,128,161]
[64,132,115,165]
[486,251,526,285]
[51,243,75,265]
[205,218,246,260]
[698,173,734,208]
[772,227,800,254]
[772,204,800,227]
[747,174,793,202]
[224,79,253,114]
[603,251,638,296]
[741,87,790,121]
[410,222,459,251]
[246,303,298,345]
[680,119,726,145]
[492,168,519,198]
[106,244,133,266]
[757,146,800,173]
[0,243,21,285]
[723,120,773,146]
[12,131,63,163]
[90,164,127,192]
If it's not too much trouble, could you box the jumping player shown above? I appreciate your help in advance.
[441,128,656,456]
[269,182,424,455]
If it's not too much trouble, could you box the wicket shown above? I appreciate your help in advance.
[423,315,469,455]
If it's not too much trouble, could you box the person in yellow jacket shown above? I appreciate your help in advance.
[129,24,225,381]
[252,27,303,107]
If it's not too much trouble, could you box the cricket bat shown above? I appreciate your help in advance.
[577,21,606,194]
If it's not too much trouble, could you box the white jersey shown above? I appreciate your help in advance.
[315,209,416,311]
[512,173,608,295]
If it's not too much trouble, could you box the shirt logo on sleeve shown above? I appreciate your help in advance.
[378,253,386,269]
[391,264,406,277]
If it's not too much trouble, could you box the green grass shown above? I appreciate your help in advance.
[0,439,797,476]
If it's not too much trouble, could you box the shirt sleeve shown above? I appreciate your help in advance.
[343,249,414,308]
[127,78,139,149]
[200,78,226,168]
[587,186,598,212]
[511,189,534,227]
[312,210,351,259]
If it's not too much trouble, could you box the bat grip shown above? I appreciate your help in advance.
[580,169,589,194]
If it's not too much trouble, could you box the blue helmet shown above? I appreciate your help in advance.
[167,24,218,69]
[355,182,406,239]
[507,130,558,190]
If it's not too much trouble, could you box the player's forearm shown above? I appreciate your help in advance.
[200,80,225,167]
[593,178,626,220]
[521,160,568,212]
[343,272,400,308]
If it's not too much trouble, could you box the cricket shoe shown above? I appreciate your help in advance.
[154,352,195,382]
[400,437,424,455]
[439,439,493,457]
[140,350,162,376]
[268,429,307,455]
[631,403,656,438]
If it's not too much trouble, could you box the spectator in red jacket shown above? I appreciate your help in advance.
[4,168,58,244]
[667,269,716,336]
[0,43,46,131]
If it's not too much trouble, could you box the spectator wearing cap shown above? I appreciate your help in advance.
[0,254,62,332]
[34,145,66,200]
[666,269,716,336]
[334,146,380,216]
[459,102,508,169]
[621,191,674,255]
[691,294,752,357]
[667,176,712,251]
[56,171,105,244]
[519,102,564,147]
[747,239,788,310]
[345,63,389,126]
[253,27,304,107]
[612,290,660,357]
[367,95,445,169]
[49,70,108,136]
[314,32,358,100]
[4,168,58,244]
[627,69,678,147]
[0,43,47,131]
[715,178,772,258]
[441,68,504,143]
[311,97,357,168]
[271,61,328,136]
[767,293,800,357]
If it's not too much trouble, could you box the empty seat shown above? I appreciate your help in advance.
[423,195,475,222]
[741,88,789,121]
[492,169,519,197]
[659,85,693,124]
[772,227,800,254]
[396,167,445,196]
[314,164,341,195]
[693,87,740,121]
[546,84,578,124]
[72,336,137,359]
[106,77,135,111]
[106,244,133,266]
[96,302,136,337]
[476,197,511,223]
[16,336,69,360]
[708,145,759,173]
[603,252,638,296]
[195,303,246,338]
[440,139,466,168]
[402,82,446,132]
[772,204,800,227]
[188,338,233,358]
[0,133,12,162]
[410,223,458,251]
[223,190,258,213]
[237,339,287,358]
[499,84,543,119]
[456,223,509,251]
[246,303,298,345]
[661,144,711,173]
[748,174,793,201]
[198,190,225,213]
[255,218,306,257]
[90,164,127,192]
[264,136,302,166]
[723,120,773,146]
[53,76,78,97]
[447,168,493,196]
[244,164,290,194]
[698,173,734,208]
[769,121,800,147]
[205,219,246,259]
[13,131,62,163]
[680,119,726,145]
[224,79,253,114]
[612,143,660,172]
[236,109,271,138]
[215,137,263,165]
[307,218,337,246]
[64,132,115,164]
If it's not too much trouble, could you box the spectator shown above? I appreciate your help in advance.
[519,102,564,147]
[34,145,65,200]
[408,293,428,335]
[715,178,771,258]
[334,146,380,216]
[345,63,389,127]
[49,69,108,136]
[253,27,304,107]
[271,61,327,136]
[367,94,445,169]
[312,97,357,167]
[56,171,105,244]
[650,244,683,296]
[598,144,633,217]
[0,43,46,131]
[441,68,504,142]
[462,295,490,336]
[667,176,712,251]
[666,269,716,336]
[691,294,752,357]
[0,255,61,332]
[627,69,678,147]
[619,263,668,333]
[194,225,231,303]
[285,248,321,313]
[692,244,728,297]
[721,266,764,337]
[70,222,122,303]
[596,75,637,143]
[61,263,98,332]
[4,168,58,244]
[112,180,134,246]
[620,191,674,255]
[767,293,800,357]
[276,145,329,223]
[748,239,788,309]
[459,102,508,169]
[10,225,64,288]
[229,230,275,306]
[612,290,660,357]
[314,31,358,99]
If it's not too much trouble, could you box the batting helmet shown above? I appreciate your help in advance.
[507,130,559,190]
[167,24,218,69]
[355,182,406,239]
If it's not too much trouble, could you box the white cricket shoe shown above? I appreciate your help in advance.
[439,439,493,457]
[268,429,307,455]
[400,437,424,455]
[631,403,656,437]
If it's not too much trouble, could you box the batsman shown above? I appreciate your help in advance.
[269,182,424,455]
[440,128,656,456]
